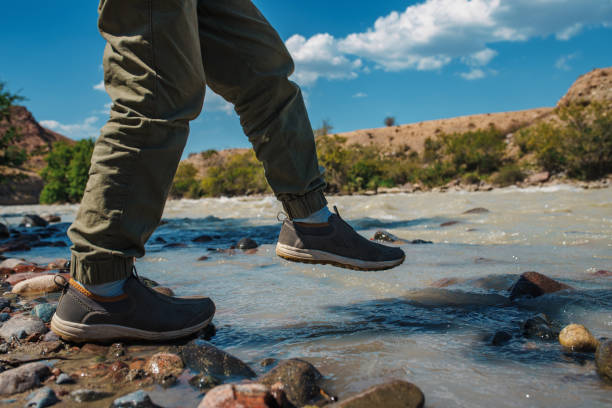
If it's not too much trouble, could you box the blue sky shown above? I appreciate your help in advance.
[1,1,612,158]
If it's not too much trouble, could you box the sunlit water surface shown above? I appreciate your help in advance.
[2,185,611,407]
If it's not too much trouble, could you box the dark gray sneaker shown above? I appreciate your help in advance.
[50,274,214,342]
[276,208,405,271]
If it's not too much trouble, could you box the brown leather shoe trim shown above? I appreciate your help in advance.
[69,279,128,302]
[294,222,330,227]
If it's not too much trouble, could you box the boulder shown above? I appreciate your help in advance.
[0,258,29,270]
[180,339,256,380]
[12,275,63,295]
[595,340,612,383]
[198,383,284,408]
[25,386,58,408]
[0,362,51,395]
[21,215,48,228]
[521,314,558,341]
[112,390,159,408]
[526,171,550,184]
[330,380,424,408]
[259,359,322,407]
[145,352,184,378]
[237,238,258,250]
[0,315,47,341]
[559,324,599,352]
[509,271,572,300]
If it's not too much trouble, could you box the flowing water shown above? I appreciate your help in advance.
[1,185,611,407]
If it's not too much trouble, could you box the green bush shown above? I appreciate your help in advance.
[40,139,94,203]
[440,126,505,174]
[492,164,525,186]
[0,82,27,176]
[170,162,201,198]
[200,150,269,196]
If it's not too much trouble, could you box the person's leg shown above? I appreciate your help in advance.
[51,0,214,342]
[196,0,404,270]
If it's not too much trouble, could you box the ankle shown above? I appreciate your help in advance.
[74,278,127,297]
[293,206,332,224]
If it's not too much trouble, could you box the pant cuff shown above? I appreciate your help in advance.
[280,189,327,219]
[70,254,134,285]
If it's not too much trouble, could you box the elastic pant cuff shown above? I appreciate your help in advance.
[280,189,327,219]
[70,254,133,285]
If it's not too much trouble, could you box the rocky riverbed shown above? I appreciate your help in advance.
[0,186,611,407]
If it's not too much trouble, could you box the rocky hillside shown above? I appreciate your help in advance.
[0,106,73,205]
[184,66,611,173]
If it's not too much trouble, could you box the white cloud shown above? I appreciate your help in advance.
[93,80,105,91]
[204,87,234,115]
[40,116,100,139]
[287,0,612,85]
[555,53,579,71]
[460,68,486,80]
[353,92,367,98]
[286,33,362,86]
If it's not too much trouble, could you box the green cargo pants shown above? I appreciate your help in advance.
[68,0,327,284]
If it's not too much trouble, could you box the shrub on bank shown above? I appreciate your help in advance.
[200,150,270,196]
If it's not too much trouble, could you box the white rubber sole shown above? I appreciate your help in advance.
[50,314,213,343]
[276,243,404,271]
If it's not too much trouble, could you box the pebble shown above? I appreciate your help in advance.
[259,358,322,407]
[595,340,612,383]
[237,237,258,250]
[559,324,599,352]
[12,275,64,295]
[0,316,47,341]
[43,331,60,342]
[509,271,572,300]
[31,304,57,323]
[21,215,48,228]
[112,390,158,408]
[329,380,424,408]
[198,383,286,408]
[180,339,255,380]
[0,362,51,396]
[70,389,111,402]
[25,386,58,408]
[55,373,73,385]
[145,352,184,377]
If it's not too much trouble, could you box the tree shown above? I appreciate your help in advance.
[314,119,333,137]
[384,116,396,127]
[0,82,27,180]
[40,139,95,203]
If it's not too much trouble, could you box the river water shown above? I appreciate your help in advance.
[1,185,611,407]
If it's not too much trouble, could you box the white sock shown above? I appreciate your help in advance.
[293,206,332,224]
[75,278,127,297]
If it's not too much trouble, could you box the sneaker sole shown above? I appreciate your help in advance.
[276,243,405,271]
[50,314,213,343]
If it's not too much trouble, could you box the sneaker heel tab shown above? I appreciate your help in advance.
[333,205,340,217]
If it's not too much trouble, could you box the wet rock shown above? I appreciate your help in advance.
[163,242,187,249]
[509,271,572,300]
[331,380,424,408]
[26,386,58,408]
[0,362,51,395]
[372,230,404,243]
[112,390,159,408]
[43,331,59,342]
[70,388,111,402]
[0,316,47,341]
[595,340,612,383]
[0,314,9,323]
[440,220,460,227]
[197,256,209,261]
[559,324,599,352]
[31,304,57,323]
[521,314,558,341]
[237,238,258,250]
[55,373,73,385]
[153,287,174,297]
[6,272,39,285]
[527,171,550,184]
[180,339,256,380]
[462,207,489,214]
[145,353,184,378]
[409,239,432,244]
[38,341,63,354]
[590,269,612,277]
[259,358,322,407]
[46,259,69,270]
[41,214,61,223]
[21,215,48,228]
[12,275,63,295]
[198,383,281,408]
[491,331,512,346]
[0,258,29,270]
[404,288,508,307]
[260,358,277,368]
[189,374,221,391]
[80,343,108,355]
[0,224,8,240]
[193,235,213,243]
[107,343,126,359]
